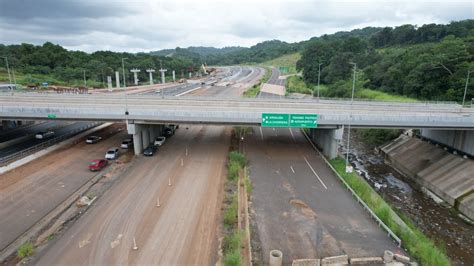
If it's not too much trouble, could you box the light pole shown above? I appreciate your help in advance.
[121,58,129,115]
[83,69,87,87]
[121,58,128,88]
[346,62,357,172]
[1,56,12,85]
[317,63,323,99]
[462,70,471,106]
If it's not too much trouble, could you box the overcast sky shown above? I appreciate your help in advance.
[0,0,472,53]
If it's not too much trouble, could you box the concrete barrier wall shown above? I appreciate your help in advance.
[421,129,474,156]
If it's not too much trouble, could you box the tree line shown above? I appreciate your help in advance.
[296,20,473,102]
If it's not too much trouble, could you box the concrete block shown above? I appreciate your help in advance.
[394,253,410,263]
[349,257,383,264]
[459,193,474,221]
[383,250,394,263]
[385,262,405,266]
[321,255,348,265]
[292,259,320,266]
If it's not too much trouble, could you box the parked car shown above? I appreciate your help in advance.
[143,145,157,156]
[85,135,102,144]
[164,127,174,137]
[169,124,179,130]
[35,130,55,139]
[105,147,119,160]
[154,136,166,146]
[89,159,108,171]
[121,138,133,149]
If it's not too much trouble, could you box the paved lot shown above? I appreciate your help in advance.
[0,124,127,251]
[35,125,230,265]
[245,126,403,263]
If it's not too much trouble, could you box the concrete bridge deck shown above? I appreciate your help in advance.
[0,93,473,129]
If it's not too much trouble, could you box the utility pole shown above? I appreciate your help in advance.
[2,56,12,85]
[317,63,323,100]
[121,58,128,88]
[346,62,357,172]
[83,69,87,87]
[462,70,471,106]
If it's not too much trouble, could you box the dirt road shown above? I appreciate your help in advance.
[35,125,230,265]
[0,124,127,252]
[245,127,403,263]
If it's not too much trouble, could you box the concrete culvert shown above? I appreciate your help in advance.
[269,250,283,266]
[384,250,394,263]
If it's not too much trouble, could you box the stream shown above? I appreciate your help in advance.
[340,129,474,265]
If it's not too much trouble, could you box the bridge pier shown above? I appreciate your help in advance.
[149,125,157,144]
[309,127,343,159]
[142,125,150,149]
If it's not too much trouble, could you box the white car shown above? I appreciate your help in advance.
[121,139,133,149]
[35,130,55,139]
[85,135,102,144]
[105,148,119,160]
[154,136,166,146]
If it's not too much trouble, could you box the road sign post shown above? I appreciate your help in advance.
[261,113,318,128]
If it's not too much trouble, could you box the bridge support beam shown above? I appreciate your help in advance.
[309,127,343,159]
[149,125,156,144]
[127,122,144,155]
[142,125,150,150]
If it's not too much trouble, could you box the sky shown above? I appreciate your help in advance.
[0,0,472,53]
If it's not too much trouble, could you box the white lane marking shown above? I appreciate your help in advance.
[175,86,201,96]
[290,165,295,174]
[259,127,264,140]
[303,156,328,190]
[289,128,296,142]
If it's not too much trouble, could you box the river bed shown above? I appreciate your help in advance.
[340,129,474,265]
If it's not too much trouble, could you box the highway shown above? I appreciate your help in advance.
[245,127,403,262]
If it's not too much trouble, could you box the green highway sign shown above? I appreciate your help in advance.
[261,113,318,128]
[261,113,290,127]
[47,113,57,119]
[290,114,318,128]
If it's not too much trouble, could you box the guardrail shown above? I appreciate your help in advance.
[301,129,402,247]
[0,122,102,164]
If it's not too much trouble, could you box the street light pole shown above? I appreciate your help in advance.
[121,58,128,115]
[346,62,357,171]
[2,56,12,85]
[462,70,471,106]
[317,63,323,100]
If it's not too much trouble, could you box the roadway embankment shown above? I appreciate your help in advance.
[381,135,474,220]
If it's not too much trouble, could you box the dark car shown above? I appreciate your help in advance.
[89,159,108,171]
[85,135,102,144]
[143,145,157,156]
[164,127,174,137]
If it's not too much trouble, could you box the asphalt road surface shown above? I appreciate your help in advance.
[35,125,230,265]
[0,122,51,143]
[245,126,403,263]
[0,124,128,252]
[266,67,285,86]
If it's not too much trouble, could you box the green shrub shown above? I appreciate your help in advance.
[223,231,241,253]
[229,151,246,168]
[224,249,241,266]
[224,195,238,227]
[17,241,34,259]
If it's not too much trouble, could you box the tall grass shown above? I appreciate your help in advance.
[262,53,301,74]
[330,157,451,266]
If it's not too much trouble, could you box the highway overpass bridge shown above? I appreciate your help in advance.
[1,93,473,157]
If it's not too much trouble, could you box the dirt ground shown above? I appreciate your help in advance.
[34,125,230,265]
[0,123,127,252]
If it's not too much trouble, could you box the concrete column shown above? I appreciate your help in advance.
[310,127,343,159]
[127,123,143,155]
[115,71,120,88]
[149,125,156,143]
[172,70,176,81]
[142,125,150,149]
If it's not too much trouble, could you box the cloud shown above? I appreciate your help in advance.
[0,0,471,53]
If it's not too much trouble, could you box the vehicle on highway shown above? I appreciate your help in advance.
[35,130,55,139]
[85,135,102,144]
[169,124,179,130]
[143,145,157,156]
[120,138,133,149]
[154,136,166,146]
[164,127,174,137]
[105,147,119,160]
[89,159,108,171]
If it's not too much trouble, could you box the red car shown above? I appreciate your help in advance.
[89,159,108,171]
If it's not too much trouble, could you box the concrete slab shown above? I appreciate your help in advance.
[459,193,474,221]
[349,257,383,264]
[260,83,285,96]
[292,259,321,266]
[321,255,348,265]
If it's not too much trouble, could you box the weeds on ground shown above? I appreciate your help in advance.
[17,241,34,259]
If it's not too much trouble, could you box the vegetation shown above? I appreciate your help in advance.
[17,241,34,259]
[223,194,238,228]
[0,42,196,87]
[296,20,473,102]
[357,128,402,147]
[329,157,451,266]
[262,52,301,74]
[286,76,316,95]
[243,84,260,97]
